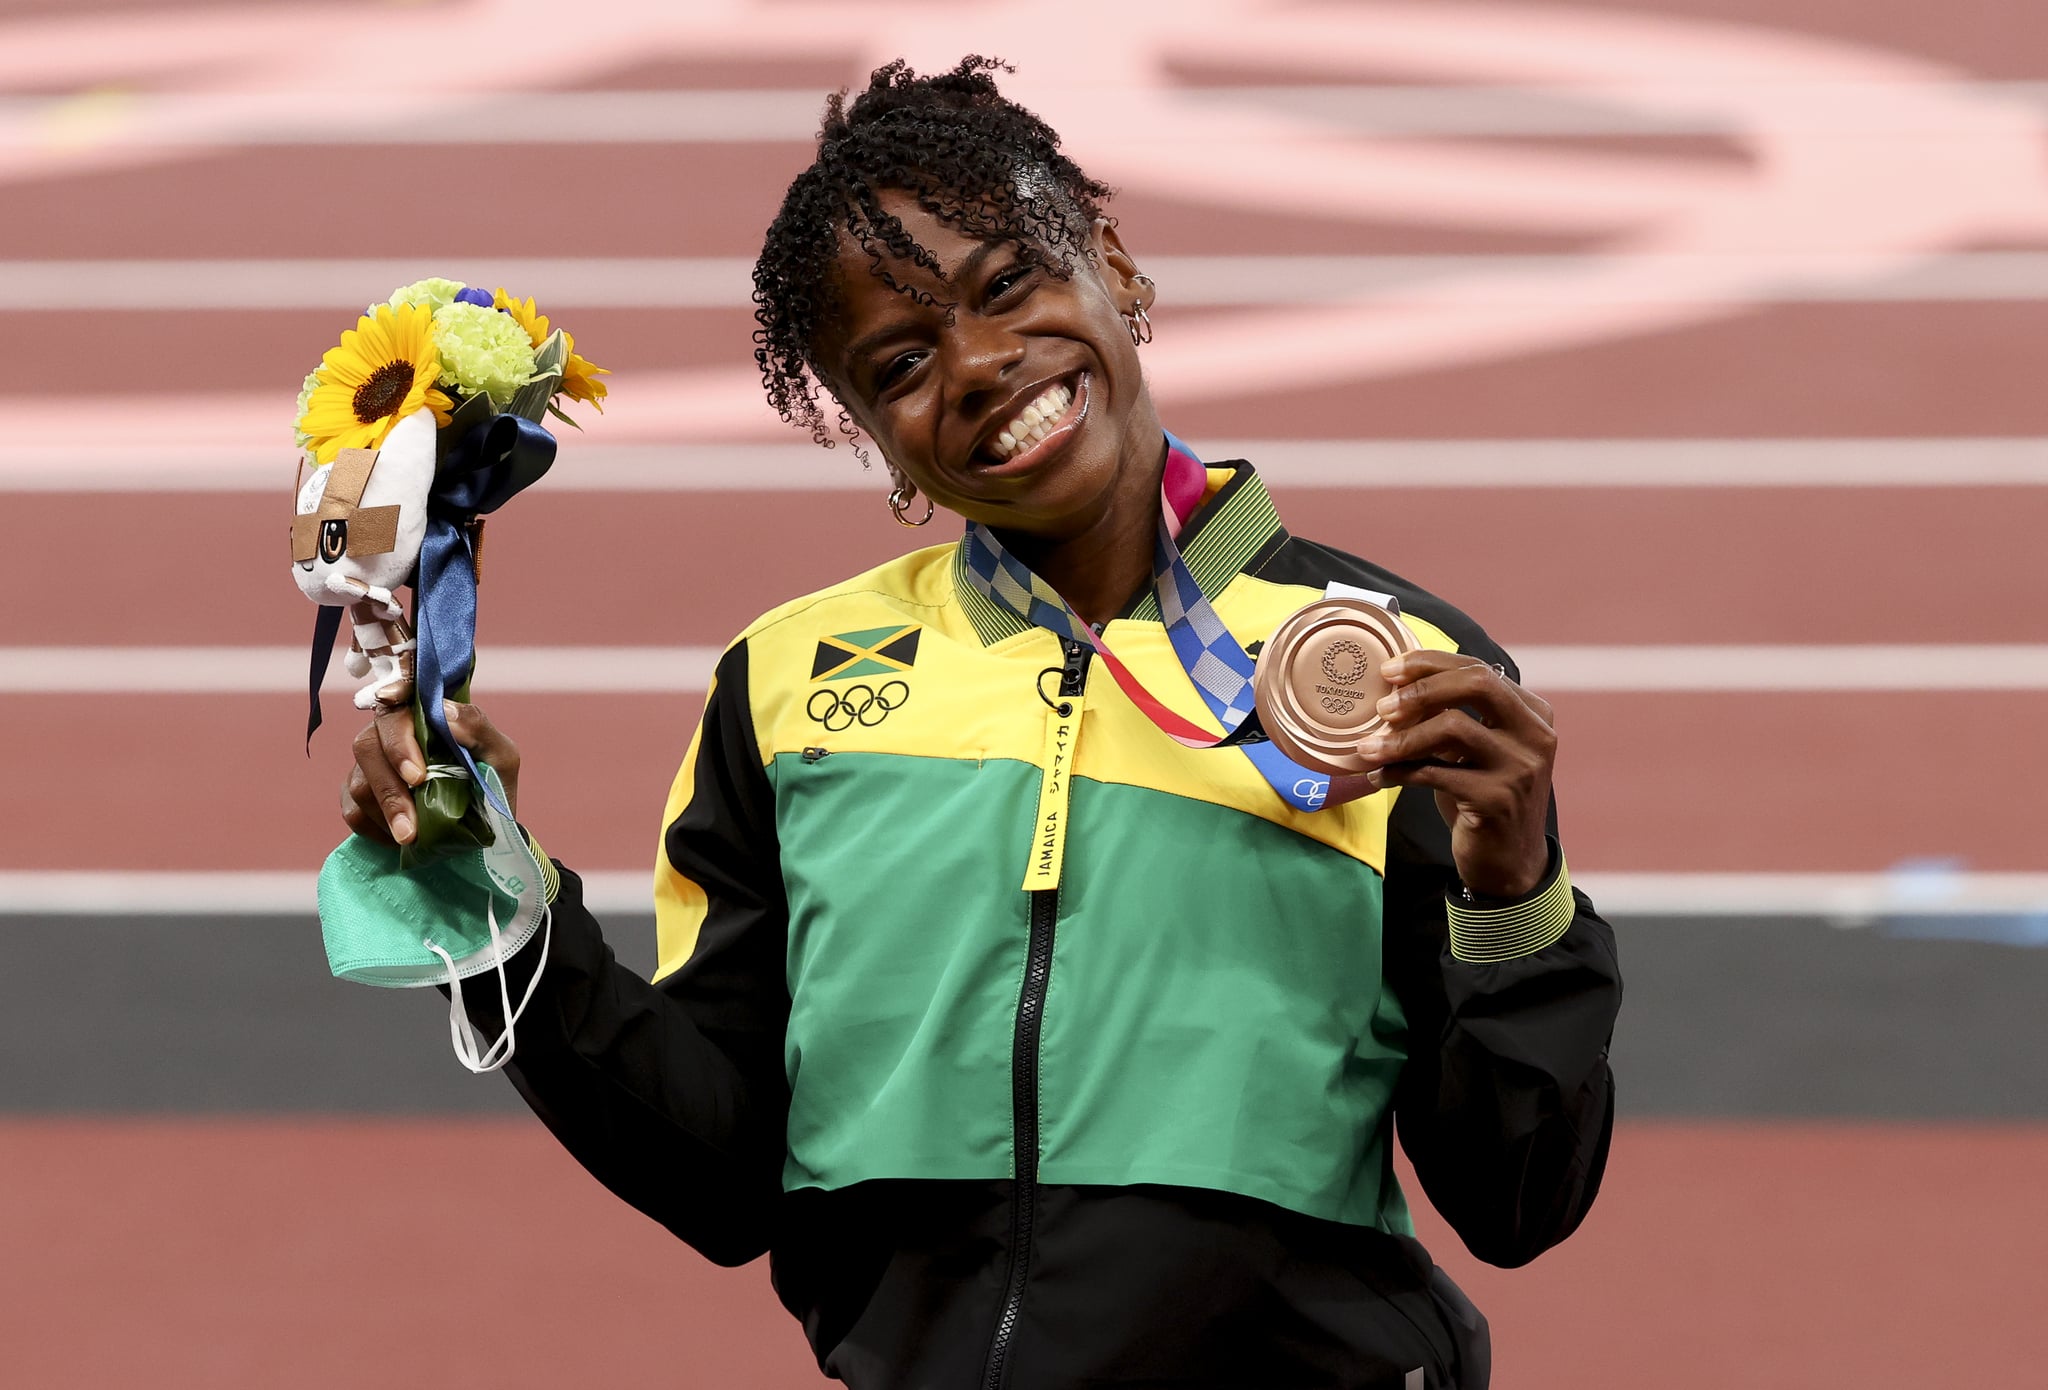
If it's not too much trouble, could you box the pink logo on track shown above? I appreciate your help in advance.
[4,0,2048,457]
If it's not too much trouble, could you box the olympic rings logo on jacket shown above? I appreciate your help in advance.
[807,680,911,731]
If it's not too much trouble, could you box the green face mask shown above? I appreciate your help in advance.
[316,764,550,1073]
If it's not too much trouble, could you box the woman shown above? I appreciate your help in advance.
[343,57,1620,1389]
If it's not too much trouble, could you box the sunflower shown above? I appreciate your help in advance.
[297,303,454,464]
[558,328,611,412]
[495,288,610,414]
[493,288,551,344]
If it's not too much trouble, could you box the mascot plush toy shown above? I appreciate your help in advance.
[291,408,434,711]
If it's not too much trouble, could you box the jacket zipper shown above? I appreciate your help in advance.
[981,636,1093,1390]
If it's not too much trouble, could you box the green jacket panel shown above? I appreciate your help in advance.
[1038,777,1412,1230]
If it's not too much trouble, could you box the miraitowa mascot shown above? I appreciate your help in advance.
[289,279,605,1072]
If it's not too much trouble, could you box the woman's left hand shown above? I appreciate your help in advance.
[1354,651,1556,900]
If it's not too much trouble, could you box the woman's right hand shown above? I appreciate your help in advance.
[340,701,522,846]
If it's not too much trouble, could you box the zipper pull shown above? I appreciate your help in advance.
[1022,686,1084,892]
[800,745,830,763]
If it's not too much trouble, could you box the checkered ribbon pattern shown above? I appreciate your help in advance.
[960,433,1331,813]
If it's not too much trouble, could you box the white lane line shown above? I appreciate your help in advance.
[6,645,2048,695]
[7,82,2048,146]
[8,438,2048,493]
[0,258,757,312]
[1198,438,2048,489]
[0,872,324,915]
[1577,872,2048,920]
[1514,646,2048,692]
[5,869,2046,918]
[0,646,725,695]
[1207,82,2048,138]
[14,252,2048,310]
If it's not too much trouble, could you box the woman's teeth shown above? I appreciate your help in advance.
[989,382,1074,461]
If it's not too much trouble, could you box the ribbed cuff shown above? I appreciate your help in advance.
[520,829,562,904]
[1445,843,1575,964]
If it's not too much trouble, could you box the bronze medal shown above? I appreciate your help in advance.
[1252,598,1419,776]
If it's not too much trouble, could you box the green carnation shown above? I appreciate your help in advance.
[431,301,538,408]
[385,277,467,315]
[293,369,323,448]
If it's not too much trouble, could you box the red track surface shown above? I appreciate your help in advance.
[2,147,1607,260]
[11,486,2048,649]
[22,303,2048,435]
[4,1119,2042,1389]
[7,686,2046,872]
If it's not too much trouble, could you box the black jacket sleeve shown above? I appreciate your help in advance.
[1381,646,1622,1268]
[456,641,791,1267]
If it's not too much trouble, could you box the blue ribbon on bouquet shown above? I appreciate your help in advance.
[301,412,555,819]
[413,413,556,816]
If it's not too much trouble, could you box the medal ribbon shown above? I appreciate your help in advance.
[960,432,1331,813]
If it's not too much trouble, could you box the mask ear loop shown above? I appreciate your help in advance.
[426,892,552,1075]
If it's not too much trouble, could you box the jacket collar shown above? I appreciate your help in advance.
[951,458,1287,647]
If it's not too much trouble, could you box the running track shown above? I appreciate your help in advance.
[3,1,2044,1385]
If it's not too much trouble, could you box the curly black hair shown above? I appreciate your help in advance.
[751,56,1115,457]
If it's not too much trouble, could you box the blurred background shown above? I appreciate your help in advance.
[3,0,2046,1385]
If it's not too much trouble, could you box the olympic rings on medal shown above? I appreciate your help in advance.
[806,680,910,732]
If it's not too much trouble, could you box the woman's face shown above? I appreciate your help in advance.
[815,187,1159,541]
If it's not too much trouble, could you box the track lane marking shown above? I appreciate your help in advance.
[7,439,2047,493]
[8,81,2048,147]
[7,645,2047,694]
[16,252,2048,310]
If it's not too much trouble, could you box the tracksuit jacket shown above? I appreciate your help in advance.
[467,460,1623,1389]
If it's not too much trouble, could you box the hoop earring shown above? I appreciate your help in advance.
[1125,300,1153,347]
[887,481,934,528]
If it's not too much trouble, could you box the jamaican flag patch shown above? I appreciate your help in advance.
[811,624,921,682]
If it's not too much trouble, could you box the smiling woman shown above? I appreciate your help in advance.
[337,54,1621,1390]
[750,60,1167,624]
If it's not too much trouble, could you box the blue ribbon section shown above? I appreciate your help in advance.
[413,413,557,816]
[959,429,1332,814]
[1153,439,1328,814]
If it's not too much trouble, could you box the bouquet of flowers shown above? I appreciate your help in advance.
[290,277,607,865]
